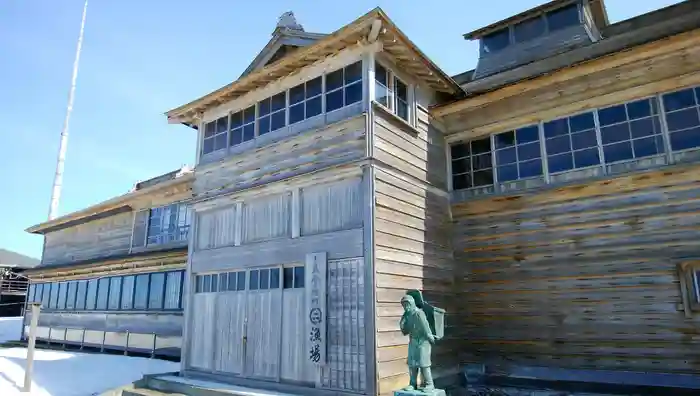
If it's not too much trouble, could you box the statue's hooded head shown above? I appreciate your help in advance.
[401,294,416,313]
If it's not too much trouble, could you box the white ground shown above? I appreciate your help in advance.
[0,317,179,396]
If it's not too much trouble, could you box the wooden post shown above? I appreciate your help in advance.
[23,303,41,392]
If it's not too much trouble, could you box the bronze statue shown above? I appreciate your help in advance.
[398,290,445,395]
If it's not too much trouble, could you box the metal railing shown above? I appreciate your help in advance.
[0,279,29,294]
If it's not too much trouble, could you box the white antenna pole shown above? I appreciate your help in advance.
[48,0,88,220]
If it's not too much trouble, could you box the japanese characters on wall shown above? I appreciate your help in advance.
[306,252,327,365]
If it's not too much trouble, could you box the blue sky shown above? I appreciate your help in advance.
[0,0,682,259]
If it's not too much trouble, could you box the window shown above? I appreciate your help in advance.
[544,111,600,173]
[662,87,700,151]
[248,268,280,290]
[283,266,305,289]
[134,274,149,310]
[85,279,97,310]
[375,63,391,108]
[75,280,87,310]
[108,277,122,310]
[494,125,543,182]
[229,106,256,147]
[598,98,664,163]
[514,16,546,43]
[546,3,580,32]
[202,115,229,155]
[451,138,493,190]
[164,271,183,309]
[42,284,51,308]
[121,275,135,310]
[678,262,700,317]
[258,92,287,136]
[66,281,78,310]
[325,61,362,113]
[96,278,110,310]
[148,272,166,309]
[224,271,246,292]
[290,77,323,125]
[147,203,191,246]
[57,282,67,310]
[482,28,510,53]
[394,77,409,122]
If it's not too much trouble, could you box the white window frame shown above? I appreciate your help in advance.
[373,59,413,125]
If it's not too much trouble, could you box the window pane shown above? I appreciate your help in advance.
[227,272,238,291]
[666,108,700,132]
[326,89,343,112]
[603,141,634,163]
[290,103,304,124]
[149,273,166,309]
[670,127,700,151]
[75,281,87,310]
[134,274,149,310]
[294,266,305,288]
[258,115,271,135]
[96,278,109,310]
[164,271,182,309]
[49,283,59,309]
[548,153,574,173]
[271,92,286,112]
[271,110,286,131]
[307,77,322,97]
[326,69,343,91]
[345,82,362,106]
[108,277,122,310]
[230,111,243,129]
[472,138,491,154]
[260,269,270,290]
[259,98,271,116]
[243,106,255,124]
[544,118,569,138]
[497,164,518,182]
[517,126,539,144]
[571,130,597,150]
[214,134,227,151]
[627,99,652,120]
[514,16,545,43]
[473,170,494,187]
[634,136,664,158]
[121,275,135,310]
[472,153,492,171]
[547,3,579,32]
[85,280,97,310]
[601,124,631,144]
[396,99,409,121]
[518,142,541,161]
[204,121,216,138]
[496,148,516,164]
[290,84,305,104]
[453,174,472,190]
[451,143,470,159]
[569,112,595,132]
[452,158,469,174]
[630,118,659,139]
[249,270,259,290]
[574,148,600,168]
[375,63,388,85]
[237,272,246,291]
[495,131,515,149]
[57,282,67,310]
[66,281,78,310]
[546,135,571,155]
[519,159,543,178]
[376,82,390,107]
[270,268,280,289]
[216,116,228,133]
[663,89,696,112]
[345,61,362,84]
[598,104,627,126]
[202,138,214,155]
[482,28,509,53]
[283,267,294,289]
[306,96,322,118]
[230,128,243,146]
[243,124,255,141]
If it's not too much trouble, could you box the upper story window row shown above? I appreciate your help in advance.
[132,202,192,250]
[482,2,581,54]
[451,84,700,194]
[201,61,363,157]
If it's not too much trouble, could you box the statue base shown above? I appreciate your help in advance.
[394,389,446,396]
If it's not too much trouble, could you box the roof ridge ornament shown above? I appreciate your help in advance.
[274,11,304,35]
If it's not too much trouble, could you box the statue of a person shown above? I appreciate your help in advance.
[400,294,437,392]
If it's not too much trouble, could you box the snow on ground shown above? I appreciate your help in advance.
[0,317,178,396]
[0,317,22,343]
[0,348,179,396]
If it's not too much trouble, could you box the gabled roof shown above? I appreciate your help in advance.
[166,8,463,128]
[239,12,327,79]
[0,248,40,269]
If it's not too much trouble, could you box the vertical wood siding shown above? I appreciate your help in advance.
[197,206,237,250]
[213,292,246,375]
[42,212,134,266]
[301,178,363,236]
[245,289,283,379]
[452,163,700,374]
[188,293,216,370]
[371,106,458,394]
[321,257,366,392]
[193,115,366,198]
[241,193,290,243]
[281,288,314,383]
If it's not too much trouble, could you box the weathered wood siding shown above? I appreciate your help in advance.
[42,212,134,266]
[371,106,458,394]
[193,114,366,198]
[452,162,700,374]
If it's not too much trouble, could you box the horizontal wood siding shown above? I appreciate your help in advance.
[32,311,182,336]
[301,178,363,236]
[42,212,134,266]
[452,162,700,374]
[371,106,458,394]
[193,115,366,198]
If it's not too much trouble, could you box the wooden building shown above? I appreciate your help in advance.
[435,0,700,393]
[0,249,39,317]
[21,167,193,358]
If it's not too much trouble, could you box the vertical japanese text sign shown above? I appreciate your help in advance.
[306,252,327,365]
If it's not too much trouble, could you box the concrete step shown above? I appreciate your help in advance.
[144,375,298,396]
